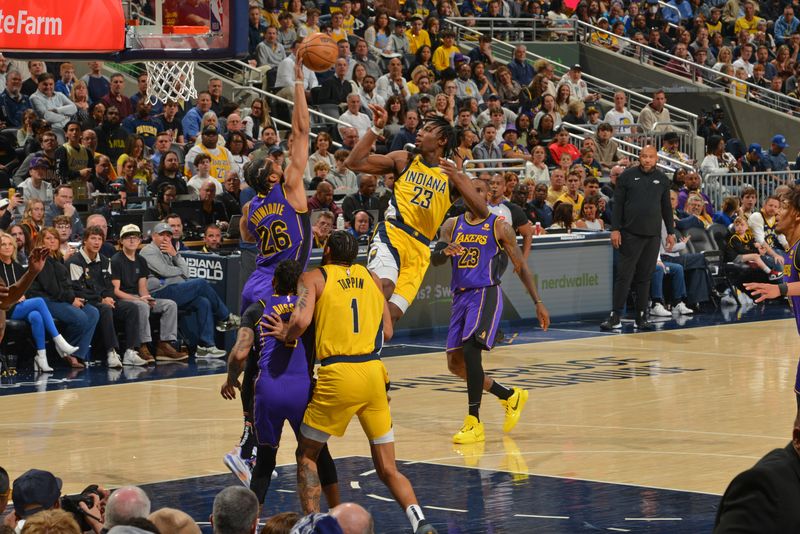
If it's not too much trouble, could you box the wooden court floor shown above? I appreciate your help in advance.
[2,318,797,498]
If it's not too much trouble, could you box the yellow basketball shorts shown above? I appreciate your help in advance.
[303,359,392,441]
[368,221,431,312]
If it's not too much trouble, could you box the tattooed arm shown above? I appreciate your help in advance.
[497,218,550,331]
[285,270,321,343]
[220,326,255,400]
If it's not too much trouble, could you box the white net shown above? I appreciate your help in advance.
[144,61,198,104]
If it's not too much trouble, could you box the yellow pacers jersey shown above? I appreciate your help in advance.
[387,155,452,242]
[314,264,385,358]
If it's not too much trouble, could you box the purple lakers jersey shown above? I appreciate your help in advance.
[786,239,800,334]
[257,294,308,377]
[247,184,312,270]
[450,213,502,291]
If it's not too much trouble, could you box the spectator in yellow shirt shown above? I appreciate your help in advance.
[735,1,763,35]
[405,15,431,54]
[341,0,356,36]
[432,30,461,73]
[330,12,348,42]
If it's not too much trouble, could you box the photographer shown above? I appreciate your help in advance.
[698,105,733,141]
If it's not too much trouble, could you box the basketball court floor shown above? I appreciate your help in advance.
[2,303,796,533]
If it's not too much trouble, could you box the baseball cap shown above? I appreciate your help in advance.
[120,224,141,239]
[269,146,284,155]
[29,156,51,169]
[772,134,789,148]
[153,222,173,235]
[503,124,517,135]
[202,125,219,135]
[487,94,500,101]
[571,64,582,71]
[12,469,63,518]
[586,106,600,114]
[663,131,679,142]
[748,143,762,154]
[453,53,470,64]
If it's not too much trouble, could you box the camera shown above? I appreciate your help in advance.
[60,485,102,531]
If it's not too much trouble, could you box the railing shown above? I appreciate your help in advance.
[703,170,800,208]
[573,19,800,116]
[465,158,531,179]
[439,16,569,42]
[657,0,683,24]
[563,123,695,174]
[442,17,699,132]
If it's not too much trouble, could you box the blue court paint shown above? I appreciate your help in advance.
[0,302,792,396]
[139,456,719,533]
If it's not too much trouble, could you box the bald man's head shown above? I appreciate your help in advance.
[329,502,374,534]
[639,145,658,172]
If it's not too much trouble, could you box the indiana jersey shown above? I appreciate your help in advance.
[387,155,452,242]
[450,213,503,291]
[256,294,308,377]
[760,210,784,251]
[248,184,312,269]
[314,264,384,359]
[785,239,800,335]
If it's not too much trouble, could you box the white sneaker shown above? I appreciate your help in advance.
[673,302,694,315]
[196,345,227,359]
[123,349,148,366]
[650,302,672,317]
[107,351,123,369]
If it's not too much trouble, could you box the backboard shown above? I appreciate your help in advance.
[2,0,247,62]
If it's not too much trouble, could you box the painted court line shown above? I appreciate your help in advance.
[514,513,570,519]
[367,493,394,502]
[606,528,631,532]
[350,481,361,489]
[624,517,683,521]
[425,505,467,513]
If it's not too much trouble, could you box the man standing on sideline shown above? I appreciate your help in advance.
[601,146,675,331]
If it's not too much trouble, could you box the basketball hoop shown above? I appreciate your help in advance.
[145,60,198,105]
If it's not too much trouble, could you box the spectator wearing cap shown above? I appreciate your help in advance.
[499,124,529,160]
[111,224,186,363]
[740,143,766,173]
[18,156,54,204]
[9,469,62,530]
[183,125,239,181]
[657,131,692,171]
[477,94,517,128]
[140,222,237,358]
[765,134,790,173]
[508,45,534,86]
[558,64,599,104]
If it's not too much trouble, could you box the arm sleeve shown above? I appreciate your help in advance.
[241,301,266,330]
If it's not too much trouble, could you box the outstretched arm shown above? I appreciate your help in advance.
[0,247,48,310]
[440,155,489,219]
[344,104,410,175]
[498,219,550,330]
[285,54,310,209]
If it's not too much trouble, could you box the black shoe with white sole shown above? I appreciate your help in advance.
[600,311,622,331]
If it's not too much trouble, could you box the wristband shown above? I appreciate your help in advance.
[535,299,543,304]
[779,282,789,297]
[370,125,384,136]
[294,80,304,86]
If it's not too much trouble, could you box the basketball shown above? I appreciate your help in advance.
[298,33,339,72]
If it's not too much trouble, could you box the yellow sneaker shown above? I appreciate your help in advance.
[501,388,528,433]
[452,415,485,444]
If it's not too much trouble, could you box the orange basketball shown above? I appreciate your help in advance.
[298,33,339,72]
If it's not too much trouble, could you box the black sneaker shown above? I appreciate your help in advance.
[600,311,621,331]
[634,312,655,331]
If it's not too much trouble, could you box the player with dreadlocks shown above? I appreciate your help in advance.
[224,52,313,483]
[345,109,489,325]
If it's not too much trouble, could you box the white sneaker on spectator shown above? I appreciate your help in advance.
[673,302,694,315]
[650,303,672,317]
[107,350,123,369]
[197,345,227,359]
[123,349,148,366]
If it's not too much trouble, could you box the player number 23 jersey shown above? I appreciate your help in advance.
[386,155,452,241]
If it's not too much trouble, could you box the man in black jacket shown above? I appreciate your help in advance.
[601,146,675,331]
[714,409,800,533]
[67,226,145,368]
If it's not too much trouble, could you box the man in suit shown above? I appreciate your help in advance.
[714,410,800,532]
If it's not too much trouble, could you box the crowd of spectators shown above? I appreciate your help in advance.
[0,467,375,534]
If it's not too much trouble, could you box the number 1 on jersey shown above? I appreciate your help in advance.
[351,298,359,333]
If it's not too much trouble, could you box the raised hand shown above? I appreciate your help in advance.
[368,104,388,129]
[28,247,49,274]
[295,49,305,82]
